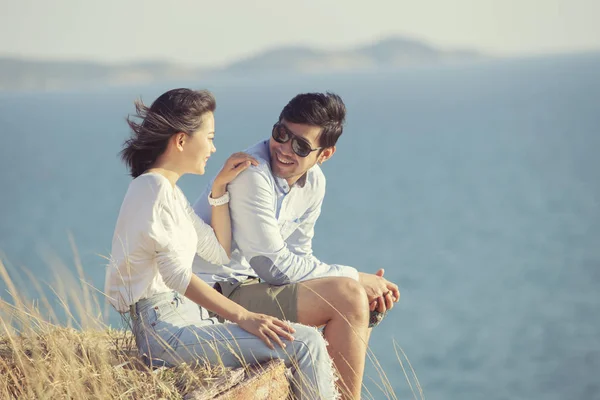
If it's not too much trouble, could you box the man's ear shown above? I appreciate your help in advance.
[318,145,336,165]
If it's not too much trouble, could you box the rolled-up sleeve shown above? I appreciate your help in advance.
[285,197,359,281]
[228,166,358,285]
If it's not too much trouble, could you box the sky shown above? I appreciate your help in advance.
[1,0,599,66]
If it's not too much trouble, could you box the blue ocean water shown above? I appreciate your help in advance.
[1,53,599,399]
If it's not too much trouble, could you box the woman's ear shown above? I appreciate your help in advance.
[174,132,186,151]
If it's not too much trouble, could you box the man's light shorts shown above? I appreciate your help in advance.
[211,278,299,322]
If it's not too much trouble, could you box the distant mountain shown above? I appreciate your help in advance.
[0,58,205,91]
[0,36,486,91]
[224,37,484,74]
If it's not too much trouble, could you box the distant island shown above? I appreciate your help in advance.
[0,36,486,91]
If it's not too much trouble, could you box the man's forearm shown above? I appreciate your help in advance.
[248,250,359,285]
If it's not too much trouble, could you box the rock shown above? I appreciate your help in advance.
[185,360,290,400]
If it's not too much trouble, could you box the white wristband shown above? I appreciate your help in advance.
[208,190,230,206]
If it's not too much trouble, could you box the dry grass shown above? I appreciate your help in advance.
[0,325,232,399]
[0,256,231,400]
[0,247,424,400]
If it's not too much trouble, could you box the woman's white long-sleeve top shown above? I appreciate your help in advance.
[105,172,229,312]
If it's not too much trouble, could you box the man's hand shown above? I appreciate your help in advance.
[359,269,400,313]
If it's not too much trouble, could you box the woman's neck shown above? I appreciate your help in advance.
[145,166,180,188]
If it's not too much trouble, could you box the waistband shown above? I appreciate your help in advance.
[129,290,184,319]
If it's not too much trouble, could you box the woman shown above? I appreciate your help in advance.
[105,88,337,399]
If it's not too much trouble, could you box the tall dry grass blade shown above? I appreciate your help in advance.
[392,339,424,400]
[0,258,27,314]
[22,268,60,324]
[362,343,398,400]
[393,339,424,400]
[68,232,96,329]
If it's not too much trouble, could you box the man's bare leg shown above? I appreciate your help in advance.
[297,277,370,399]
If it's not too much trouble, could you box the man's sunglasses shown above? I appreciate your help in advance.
[271,122,322,158]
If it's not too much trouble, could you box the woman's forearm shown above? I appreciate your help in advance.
[208,153,258,258]
[184,274,247,322]
[210,181,232,257]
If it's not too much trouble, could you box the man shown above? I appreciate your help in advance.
[193,92,399,399]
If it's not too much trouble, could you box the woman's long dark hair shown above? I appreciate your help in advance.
[120,88,216,178]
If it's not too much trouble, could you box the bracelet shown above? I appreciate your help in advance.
[208,190,230,206]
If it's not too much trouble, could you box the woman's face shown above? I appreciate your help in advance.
[182,111,216,175]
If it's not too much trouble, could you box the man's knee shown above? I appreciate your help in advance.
[326,278,369,320]
[342,278,369,311]
[297,277,369,326]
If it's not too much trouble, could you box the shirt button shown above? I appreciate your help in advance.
[151,322,156,326]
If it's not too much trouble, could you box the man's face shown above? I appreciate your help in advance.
[269,119,323,185]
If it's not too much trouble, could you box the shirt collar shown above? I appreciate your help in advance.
[296,173,308,188]
[274,172,307,194]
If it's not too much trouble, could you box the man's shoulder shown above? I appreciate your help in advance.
[238,140,274,179]
[243,139,270,161]
[232,158,273,188]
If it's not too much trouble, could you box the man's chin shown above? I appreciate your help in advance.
[272,170,293,181]
[272,161,303,181]
[270,163,286,178]
[272,170,288,179]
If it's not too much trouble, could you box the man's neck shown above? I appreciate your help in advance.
[285,175,301,187]
[285,172,308,188]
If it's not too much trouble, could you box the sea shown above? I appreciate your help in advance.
[1,53,599,400]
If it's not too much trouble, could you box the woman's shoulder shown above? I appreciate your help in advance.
[125,173,173,204]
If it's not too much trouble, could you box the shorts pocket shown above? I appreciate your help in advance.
[143,299,179,329]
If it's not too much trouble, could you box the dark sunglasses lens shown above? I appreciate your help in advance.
[292,138,311,157]
[273,125,289,143]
